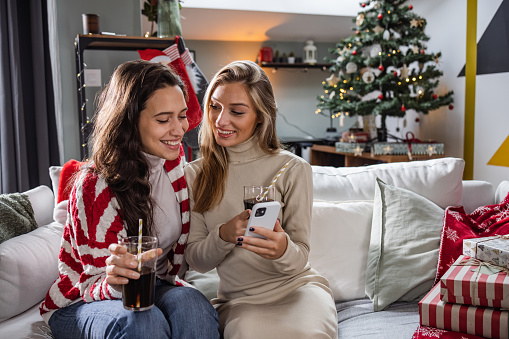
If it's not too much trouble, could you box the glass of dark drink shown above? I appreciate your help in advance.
[244,186,275,210]
[119,236,158,311]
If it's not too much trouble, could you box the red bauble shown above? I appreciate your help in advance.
[378,94,383,100]
[352,50,358,56]
[355,30,360,34]
[449,104,454,110]
[421,50,426,54]
[378,65,384,71]
[432,94,438,99]
[409,5,413,10]
[361,3,366,7]
[401,105,406,112]
[415,117,420,123]
[377,13,383,20]
[393,71,398,76]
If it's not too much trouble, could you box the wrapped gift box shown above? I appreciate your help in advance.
[464,236,509,269]
[335,142,366,153]
[440,255,509,308]
[420,283,509,339]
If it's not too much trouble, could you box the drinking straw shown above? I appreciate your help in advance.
[256,160,292,202]
[137,219,142,271]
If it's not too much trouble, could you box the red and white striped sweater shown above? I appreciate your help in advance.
[40,154,190,323]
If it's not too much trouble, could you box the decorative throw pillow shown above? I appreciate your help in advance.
[0,193,36,244]
[309,200,374,302]
[365,178,444,311]
[434,191,509,285]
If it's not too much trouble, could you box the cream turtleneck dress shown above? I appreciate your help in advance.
[184,137,337,339]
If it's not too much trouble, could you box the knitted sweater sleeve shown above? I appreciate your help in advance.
[72,172,126,302]
[40,171,125,315]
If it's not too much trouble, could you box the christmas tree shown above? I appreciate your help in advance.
[316,0,454,141]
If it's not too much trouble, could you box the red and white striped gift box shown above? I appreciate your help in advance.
[420,283,509,339]
[441,255,509,308]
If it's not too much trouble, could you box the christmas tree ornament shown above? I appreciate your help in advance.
[370,44,382,57]
[378,93,384,100]
[355,30,360,35]
[401,105,406,112]
[362,70,375,83]
[356,13,365,26]
[373,25,384,34]
[378,65,385,71]
[361,3,366,7]
[415,117,420,122]
[449,104,454,110]
[393,71,398,76]
[377,13,383,20]
[410,18,419,28]
[409,5,413,10]
[432,94,438,99]
[326,73,340,86]
[346,62,358,74]
[400,64,409,78]
[352,50,358,56]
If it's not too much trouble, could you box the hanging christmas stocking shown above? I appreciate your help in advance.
[138,42,202,131]
[174,36,209,106]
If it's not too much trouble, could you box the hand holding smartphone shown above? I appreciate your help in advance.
[244,201,281,239]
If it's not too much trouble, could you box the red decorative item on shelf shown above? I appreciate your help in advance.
[259,47,273,63]
[378,65,384,71]
[377,13,383,20]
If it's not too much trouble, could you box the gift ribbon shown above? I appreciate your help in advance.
[454,257,509,306]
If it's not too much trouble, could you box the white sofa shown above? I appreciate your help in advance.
[1,157,508,338]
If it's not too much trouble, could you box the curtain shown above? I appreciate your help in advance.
[0,0,60,194]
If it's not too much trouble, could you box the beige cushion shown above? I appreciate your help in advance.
[365,178,444,311]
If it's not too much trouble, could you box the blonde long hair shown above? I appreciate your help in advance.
[193,60,280,212]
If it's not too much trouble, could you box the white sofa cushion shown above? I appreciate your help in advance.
[312,157,464,208]
[0,221,64,322]
[24,185,54,227]
[309,200,373,302]
[365,179,444,311]
[496,180,509,203]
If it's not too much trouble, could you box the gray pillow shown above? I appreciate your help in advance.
[0,193,36,244]
[365,178,444,311]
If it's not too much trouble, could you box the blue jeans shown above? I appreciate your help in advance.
[48,279,219,339]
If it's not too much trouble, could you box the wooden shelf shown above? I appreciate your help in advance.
[258,62,332,70]
[310,145,445,167]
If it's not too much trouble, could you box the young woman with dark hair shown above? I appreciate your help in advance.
[40,60,219,339]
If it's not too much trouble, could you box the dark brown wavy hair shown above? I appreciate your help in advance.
[90,60,187,236]
[193,60,281,213]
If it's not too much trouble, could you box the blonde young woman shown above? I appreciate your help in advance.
[184,60,337,338]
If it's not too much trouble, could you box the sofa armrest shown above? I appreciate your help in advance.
[461,180,495,214]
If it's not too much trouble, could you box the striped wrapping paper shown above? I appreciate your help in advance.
[420,283,509,339]
[440,255,509,308]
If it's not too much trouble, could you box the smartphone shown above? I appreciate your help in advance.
[244,201,281,239]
